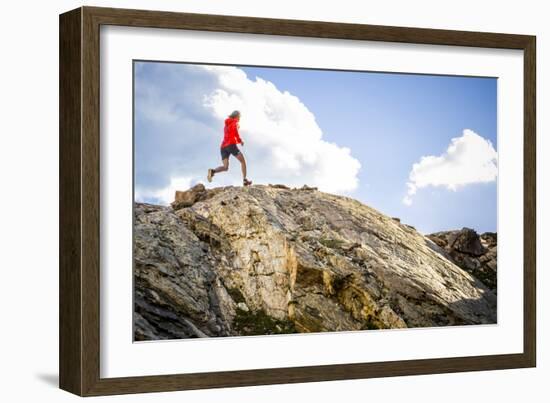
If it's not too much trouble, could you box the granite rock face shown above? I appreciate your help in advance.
[134,185,497,341]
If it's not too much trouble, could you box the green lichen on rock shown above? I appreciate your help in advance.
[361,316,385,330]
[233,308,297,336]
[226,287,246,304]
[319,238,346,249]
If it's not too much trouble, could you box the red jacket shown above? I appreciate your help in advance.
[221,117,242,148]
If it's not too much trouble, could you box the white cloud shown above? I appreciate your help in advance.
[134,63,361,204]
[403,129,497,206]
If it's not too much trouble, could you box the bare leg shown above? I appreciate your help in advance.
[236,153,247,180]
[213,158,229,174]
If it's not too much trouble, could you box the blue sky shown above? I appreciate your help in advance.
[134,61,497,234]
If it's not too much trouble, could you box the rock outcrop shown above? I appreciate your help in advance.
[427,229,497,292]
[134,185,497,341]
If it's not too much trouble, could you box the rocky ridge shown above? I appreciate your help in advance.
[134,184,497,341]
[427,229,497,292]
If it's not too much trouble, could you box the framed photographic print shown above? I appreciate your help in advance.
[59,6,536,396]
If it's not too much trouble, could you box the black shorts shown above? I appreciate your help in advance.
[220,144,241,160]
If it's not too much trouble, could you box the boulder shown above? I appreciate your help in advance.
[300,185,318,191]
[171,183,206,210]
[427,228,497,292]
[449,227,486,256]
[268,184,291,190]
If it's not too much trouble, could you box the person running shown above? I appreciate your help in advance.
[207,110,252,186]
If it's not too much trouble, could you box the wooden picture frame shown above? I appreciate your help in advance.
[59,6,536,396]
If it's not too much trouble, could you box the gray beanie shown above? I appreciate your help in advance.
[229,110,241,118]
